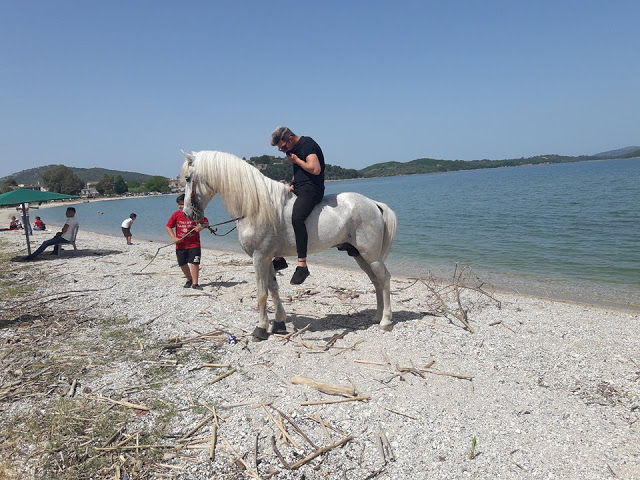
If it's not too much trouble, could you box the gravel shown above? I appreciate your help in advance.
[1,227,639,479]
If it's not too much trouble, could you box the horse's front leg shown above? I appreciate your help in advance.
[268,266,288,334]
[251,254,272,341]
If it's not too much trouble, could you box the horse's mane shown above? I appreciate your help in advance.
[193,151,290,227]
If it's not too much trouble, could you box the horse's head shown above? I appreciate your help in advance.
[180,150,215,221]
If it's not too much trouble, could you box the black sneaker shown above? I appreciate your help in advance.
[273,258,288,271]
[290,266,309,285]
[183,280,193,288]
[191,284,203,290]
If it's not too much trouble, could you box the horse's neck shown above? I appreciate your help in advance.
[218,190,243,219]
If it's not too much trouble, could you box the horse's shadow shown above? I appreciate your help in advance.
[11,249,122,262]
[284,308,423,337]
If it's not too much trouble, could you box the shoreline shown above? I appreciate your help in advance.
[8,225,640,314]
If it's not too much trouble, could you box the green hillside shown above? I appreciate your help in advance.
[1,165,157,185]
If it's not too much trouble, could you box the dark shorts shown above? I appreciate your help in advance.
[176,247,202,266]
[121,227,131,237]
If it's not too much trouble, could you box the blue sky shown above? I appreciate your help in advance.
[1,1,638,179]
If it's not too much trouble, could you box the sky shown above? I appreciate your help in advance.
[1,0,638,179]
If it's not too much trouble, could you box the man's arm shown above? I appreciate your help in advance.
[288,152,321,175]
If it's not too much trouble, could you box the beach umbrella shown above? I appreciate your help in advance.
[0,189,80,255]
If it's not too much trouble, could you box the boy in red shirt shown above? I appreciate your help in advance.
[165,194,209,290]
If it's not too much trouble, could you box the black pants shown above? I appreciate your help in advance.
[291,190,323,259]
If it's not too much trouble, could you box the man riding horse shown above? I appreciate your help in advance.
[270,126,325,285]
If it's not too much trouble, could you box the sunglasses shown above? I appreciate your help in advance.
[278,137,291,153]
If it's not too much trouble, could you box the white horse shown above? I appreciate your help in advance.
[180,150,397,340]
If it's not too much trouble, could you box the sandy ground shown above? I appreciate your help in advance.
[1,227,639,480]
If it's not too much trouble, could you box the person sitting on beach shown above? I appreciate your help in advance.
[9,216,20,230]
[33,216,46,230]
[165,194,209,290]
[24,207,78,260]
[121,213,137,245]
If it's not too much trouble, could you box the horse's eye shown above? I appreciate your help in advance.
[185,175,191,183]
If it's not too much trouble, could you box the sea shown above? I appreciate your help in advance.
[36,157,640,310]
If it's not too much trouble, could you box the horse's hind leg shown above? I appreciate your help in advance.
[353,256,393,330]
[268,266,287,334]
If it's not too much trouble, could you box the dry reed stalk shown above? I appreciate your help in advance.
[288,435,354,470]
[300,396,370,406]
[291,376,356,397]
[208,368,236,385]
[89,396,149,411]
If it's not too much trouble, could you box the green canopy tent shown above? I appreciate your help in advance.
[0,189,80,255]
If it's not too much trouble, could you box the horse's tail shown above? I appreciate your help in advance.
[375,201,397,261]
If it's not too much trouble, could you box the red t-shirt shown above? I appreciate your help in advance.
[166,210,209,250]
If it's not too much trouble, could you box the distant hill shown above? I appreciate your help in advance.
[1,165,158,185]
[4,146,638,185]
[593,146,640,158]
[359,148,640,178]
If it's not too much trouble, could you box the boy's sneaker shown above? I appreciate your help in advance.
[290,266,309,285]
[272,258,288,271]
[191,284,203,290]
[183,280,193,288]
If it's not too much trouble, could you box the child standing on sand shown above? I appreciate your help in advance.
[165,194,209,290]
[121,213,137,245]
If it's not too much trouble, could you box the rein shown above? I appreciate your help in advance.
[139,216,243,272]
[206,216,244,236]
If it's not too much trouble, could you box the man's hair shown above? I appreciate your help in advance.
[66,207,76,214]
[270,126,294,146]
[130,213,137,218]
[177,194,185,204]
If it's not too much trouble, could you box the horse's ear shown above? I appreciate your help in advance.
[181,149,196,165]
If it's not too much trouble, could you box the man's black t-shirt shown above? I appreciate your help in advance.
[290,136,325,195]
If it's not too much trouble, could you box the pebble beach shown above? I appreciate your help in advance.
[1,227,639,479]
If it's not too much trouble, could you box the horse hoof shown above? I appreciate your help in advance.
[251,327,269,341]
[379,323,393,332]
[271,321,288,335]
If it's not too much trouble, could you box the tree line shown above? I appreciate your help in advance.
[0,165,170,195]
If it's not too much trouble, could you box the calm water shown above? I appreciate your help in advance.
[39,158,640,309]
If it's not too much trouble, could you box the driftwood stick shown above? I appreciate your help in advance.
[375,434,386,464]
[220,435,262,480]
[300,396,370,406]
[288,435,354,470]
[454,285,475,333]
[102,427,125,448]
[424,370,473,380]
[271,435,291,470]
[379,430,395,461]
[203,363,231,368]
[291,376,356,397]
[180,413,215,441]
[381,406,417,420]
[270,406,318,449]
[89,396,149,411]
[67,379,77,397]
[254,433,259,469]
[208,407,217,461]
[209,368,237,385]
[278,323,311,342]
[262,405,300,449]
[354,359,388,366]
[318,416,334,444]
